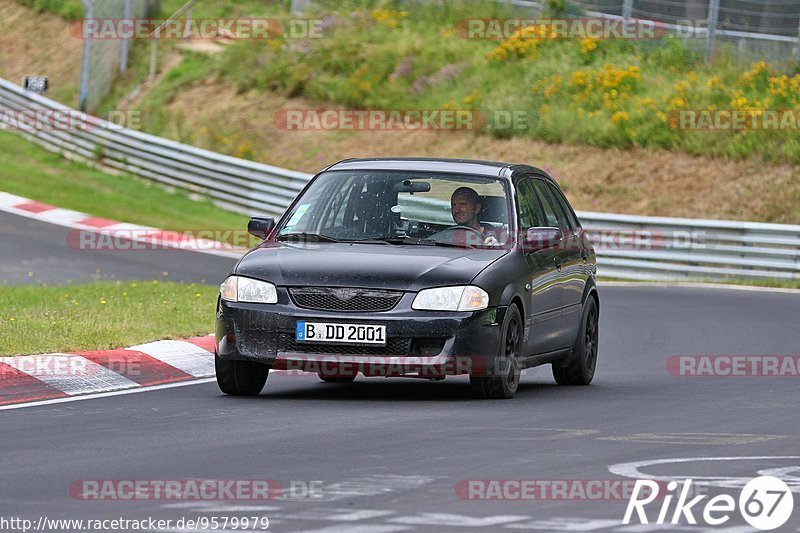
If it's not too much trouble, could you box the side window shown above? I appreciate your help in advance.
[515,180,546,229]
[529,179,569,232]
[547,182,580,230]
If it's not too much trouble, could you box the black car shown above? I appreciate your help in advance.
[215,158,598,399]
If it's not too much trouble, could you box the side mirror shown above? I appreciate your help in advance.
[524,227,562,251]
[247,216,275,239]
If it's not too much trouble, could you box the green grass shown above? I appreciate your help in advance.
[204,0,800,164]
[0,281,218,356]
[15,0,83,20]
[0,131,248,233]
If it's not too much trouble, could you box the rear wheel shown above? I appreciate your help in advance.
[470,304,522,399]
[553,297,598,386]
[215,354,269,395]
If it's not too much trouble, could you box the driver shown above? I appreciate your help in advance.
[450,187,500,246]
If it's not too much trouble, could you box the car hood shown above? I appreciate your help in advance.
[234,242,509,291]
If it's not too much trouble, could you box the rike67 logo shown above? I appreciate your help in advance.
[624,476,794,530]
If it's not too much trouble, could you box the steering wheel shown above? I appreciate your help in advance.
[428,225,485,242]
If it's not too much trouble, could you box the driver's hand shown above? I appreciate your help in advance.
[483,235,499,247]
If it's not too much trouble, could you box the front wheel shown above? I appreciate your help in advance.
[470,304,522,399]
[553,297,598,386]
[215,354,270,395]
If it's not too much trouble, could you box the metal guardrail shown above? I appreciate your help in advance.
[1,77,798,281]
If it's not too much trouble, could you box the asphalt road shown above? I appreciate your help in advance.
[2,283,800,532]
[2,210,799,531]
[0,211,236,285]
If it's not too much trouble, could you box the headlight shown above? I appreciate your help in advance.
[219,276,278,304]
[412,285,489,311]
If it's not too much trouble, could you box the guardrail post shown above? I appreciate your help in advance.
[622,0,633,20]
[78,0,93,111]
[184,6,193,40]
[794,15,800,60]
[705,0,720,62]
[120,0,132,73]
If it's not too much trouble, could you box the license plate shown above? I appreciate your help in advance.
[296,321,386,346]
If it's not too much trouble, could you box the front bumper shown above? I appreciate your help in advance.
[215,291,506,377]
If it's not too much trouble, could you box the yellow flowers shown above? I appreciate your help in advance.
[769,75,789,97]
[580,37,598,54]
[706,76,721,90]
[738,61,770,87]
[638,97,657,110]
[569,70,589,88]
[372,9,408,28]
[673,80,690,93]
[570,64,640,91]
[611,111,630,124]
[567,64,640,110]
[488,24,557,61]
[669,96,687,109]
[531,75,563,98]
[462,89,481,106]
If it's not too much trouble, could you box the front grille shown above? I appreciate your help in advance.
[279,334,411,356]
[289,287,402,312]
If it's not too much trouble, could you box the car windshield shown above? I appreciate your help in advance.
[276,170,512,248]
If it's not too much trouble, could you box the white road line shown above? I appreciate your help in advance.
[5,354,138,395]
[129,340,215,377]
[271,509,395,522]
[504,518,619,531]
[609,456,800,492]
[161,503,281,512]
[320,475,438,501]
[0,377,215,411]
[388,513,530,527]
[295,526,411,533]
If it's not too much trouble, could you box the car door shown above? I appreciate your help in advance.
[545,180,592,341]
[515,178,564,355]
[529,178,585,347]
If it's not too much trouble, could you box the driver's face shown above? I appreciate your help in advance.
[451,194,481,228]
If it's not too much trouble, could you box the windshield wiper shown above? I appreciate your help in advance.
[369,237,474,248]
[277,232,340,243]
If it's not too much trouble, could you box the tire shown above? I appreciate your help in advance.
[553,297,598,386]
[470,304,523,399]
[215,354,270,396]
[318,373,357,383]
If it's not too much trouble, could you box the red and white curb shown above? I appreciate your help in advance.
[0,334,216,407]
[0,191,247,258]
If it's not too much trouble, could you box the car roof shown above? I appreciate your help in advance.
[324,157,548,180]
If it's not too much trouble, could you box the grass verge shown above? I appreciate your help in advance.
[208,0,800,164]
[0,281,218,356]
[0,131,248,233]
